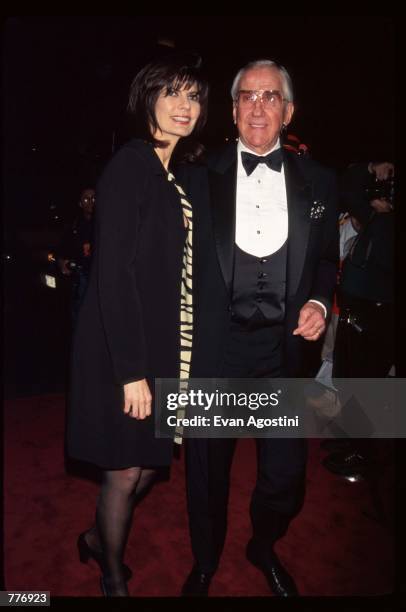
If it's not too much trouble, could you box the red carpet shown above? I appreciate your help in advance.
[4,394,394,597]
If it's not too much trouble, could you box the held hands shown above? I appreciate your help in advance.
[123,379,152,420]
[293,301,326,341]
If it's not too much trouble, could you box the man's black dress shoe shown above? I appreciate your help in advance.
[322,450,368,476]
[77,532,132,582]
[181,565,213,597]
[246,540,298,597]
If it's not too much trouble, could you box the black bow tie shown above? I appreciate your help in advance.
[241,148,283,176]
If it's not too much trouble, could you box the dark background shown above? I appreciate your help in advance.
[3,16,395,397]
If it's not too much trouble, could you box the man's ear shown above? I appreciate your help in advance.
[232,104,237,125]
[283,102,294,128]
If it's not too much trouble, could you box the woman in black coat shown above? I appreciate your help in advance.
[66,54,208,596]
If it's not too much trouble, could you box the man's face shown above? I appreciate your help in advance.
[233,66,294,155]
[80,189,96,215]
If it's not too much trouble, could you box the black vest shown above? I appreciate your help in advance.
[231,241,287,326]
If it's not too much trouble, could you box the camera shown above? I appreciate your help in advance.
[66,260,83,273]
[365,175,395,208]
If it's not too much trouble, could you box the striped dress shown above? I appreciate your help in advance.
[167,172,193,444]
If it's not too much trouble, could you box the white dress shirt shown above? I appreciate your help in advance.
[236,139,288,258]
[235,139,327,318]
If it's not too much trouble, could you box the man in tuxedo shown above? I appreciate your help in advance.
[180,59,339,597]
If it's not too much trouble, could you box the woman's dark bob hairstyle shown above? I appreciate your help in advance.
[127,52,208,159]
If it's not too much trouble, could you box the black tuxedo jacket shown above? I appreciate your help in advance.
[177,143,339,377]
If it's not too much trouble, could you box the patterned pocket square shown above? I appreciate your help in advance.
[310,200,326,219]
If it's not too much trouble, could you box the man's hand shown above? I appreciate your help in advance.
[82,242,91,257]
[370,198,393,213]
[123,379,152,420]
[59,259,72,276]
[293,301,326,341]
[368,162,394,180]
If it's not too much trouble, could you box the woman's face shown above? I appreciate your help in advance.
[153,82,201,145]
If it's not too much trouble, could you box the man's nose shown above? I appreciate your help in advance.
[251,98,265,115]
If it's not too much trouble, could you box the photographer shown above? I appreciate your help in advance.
[323,161,394,476]
[57,187,95,327]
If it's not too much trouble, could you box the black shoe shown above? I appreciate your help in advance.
[246,540,299,597]
[181,565,213,597]
[322,450,369,476]
[77,532,132,582]
[320,439,352,453]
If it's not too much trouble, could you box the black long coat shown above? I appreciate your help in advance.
[66,139,186,468]
[177,144,339,378]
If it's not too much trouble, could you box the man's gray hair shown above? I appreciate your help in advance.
[230,59,294,103]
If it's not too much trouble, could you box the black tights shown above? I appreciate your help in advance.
[85,467,156,595]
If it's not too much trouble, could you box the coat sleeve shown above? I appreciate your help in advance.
[95,147,150,386]
[309,169,340,316]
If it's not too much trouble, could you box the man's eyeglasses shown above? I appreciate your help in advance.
[237,89,288,109]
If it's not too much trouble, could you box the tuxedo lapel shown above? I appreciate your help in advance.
[208,146,313,299]
[208,144,237,296]
[284,151,313,298]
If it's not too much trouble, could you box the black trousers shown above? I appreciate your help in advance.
[332,297,394,459]
[185,320,307,573]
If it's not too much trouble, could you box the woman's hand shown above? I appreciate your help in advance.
[123,379,152,420]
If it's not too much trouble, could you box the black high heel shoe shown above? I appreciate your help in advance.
[77,532,132,582]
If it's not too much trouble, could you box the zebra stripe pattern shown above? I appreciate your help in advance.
[167,172,193,444]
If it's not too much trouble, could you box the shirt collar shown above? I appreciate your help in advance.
[237,138,281,158]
